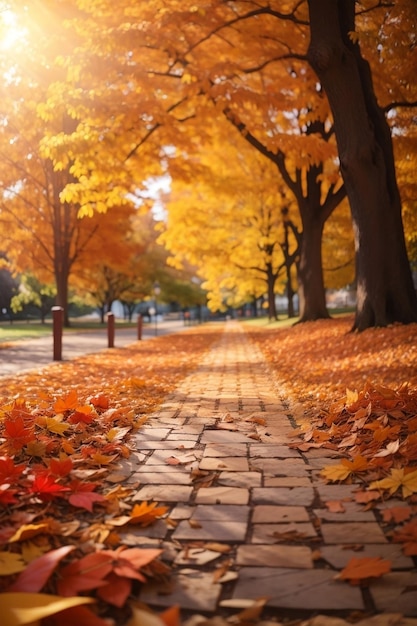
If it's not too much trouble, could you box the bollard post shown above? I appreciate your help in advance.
[107,312,115,348]
[137,314,143,340]
[52,306,63,361]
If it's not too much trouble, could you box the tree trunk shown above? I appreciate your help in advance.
[297,215,329,321]
[266,263,278,320]
[307,0,417,330]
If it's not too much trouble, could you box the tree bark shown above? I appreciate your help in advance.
[307,0,417,330]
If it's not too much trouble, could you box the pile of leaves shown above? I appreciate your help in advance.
[248,316,417,537]
[0,327,220,626]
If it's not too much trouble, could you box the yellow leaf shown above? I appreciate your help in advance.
[0,552,26,575]
[321,464,352,482]
[89,452,118,466]
[369,468,417,498]
[21,541,51,564]
[0,593,95,626]
[8,523,51,543]
[125,605,166,626]
[44,418,70,435]
[106,426,131,442]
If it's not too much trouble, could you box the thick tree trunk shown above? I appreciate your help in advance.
[307,0,417,330]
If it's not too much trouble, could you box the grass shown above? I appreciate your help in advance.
[0,319,137,343]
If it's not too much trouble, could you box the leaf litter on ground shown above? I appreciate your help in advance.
[0,317,416,623]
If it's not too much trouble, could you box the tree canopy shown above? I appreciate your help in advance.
[0,0,416,328]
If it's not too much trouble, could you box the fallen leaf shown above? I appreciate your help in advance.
[369,468,417,498]
[0,552,26,575]
[0,592,95,626]
[337,556,391,583]
[8,545,75,592]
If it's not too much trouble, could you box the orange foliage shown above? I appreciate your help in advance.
[248,316,417,499]
[0,327,219,624]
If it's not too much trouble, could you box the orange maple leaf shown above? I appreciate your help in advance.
[53,390,79,413]
[338,556,391,584]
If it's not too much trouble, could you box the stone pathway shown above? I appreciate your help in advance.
[112,321,417,618]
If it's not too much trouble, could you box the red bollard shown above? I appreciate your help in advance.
[137,314,143,340]
[52,306,63,361]
[107,312,115,348]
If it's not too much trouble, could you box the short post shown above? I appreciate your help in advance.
[107,312,115,348]
[52,306,63,361]
[137,314,143,340]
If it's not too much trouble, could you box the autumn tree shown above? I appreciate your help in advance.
[4,0,416,330]
[306,0,417,329]
[10,274,56,324]
[159,127,301,319]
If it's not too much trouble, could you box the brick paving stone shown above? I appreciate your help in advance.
[136,427,172,440]
[249,458,310,477]
[320,544,415,569]
[218,471,262,488]
[134,440,197,450]
[230,567,364,610]
[195,486,250,505]
[252,505,310,523]
[369,572,417,615]
[191,504,250,523]
[144,449,202,464]
[203,443,248,456]
[140,569,222,611]
[315,484,362,501]
[164,433,200,441]
[199,456,249,471]
[320,521,388,543]
[314,501,377,521]
[132,485,193,502]
[131,470,193,484]
[200,431,253,444]
[265,476,312,487]
[251,522,318,542]
[253,487,315,506]
[236,544,313,568]
[172,519,247,541]
[249,444,301,458]
[169,504,194,519]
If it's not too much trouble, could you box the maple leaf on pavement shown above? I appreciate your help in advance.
[369,467,417,498]
[321,455,369,482]
[337,556,391,584]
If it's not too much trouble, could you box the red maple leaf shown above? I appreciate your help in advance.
[48,457,74,477]
[57,552,114,596]
[88,394,110,410]
[29,474,70,502]
[68,480,106,512]
[3,416,35,452]
[0,456,26,482]
[0,483,18,505]
[67,410,94,425]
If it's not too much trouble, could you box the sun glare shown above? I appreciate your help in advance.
[0,8,28,52]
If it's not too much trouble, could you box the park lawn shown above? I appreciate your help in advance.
[0,319,137,343]
[0,317,416,625]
